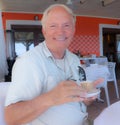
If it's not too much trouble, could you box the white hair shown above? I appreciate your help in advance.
[41,4,76,29]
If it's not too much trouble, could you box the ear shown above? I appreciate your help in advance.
[73,27,76,34]
[42,27,46,36]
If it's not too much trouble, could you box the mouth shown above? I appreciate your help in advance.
[53,36,67,41]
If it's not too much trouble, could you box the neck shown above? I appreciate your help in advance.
[46,42,66,59]
[50,49,65,59]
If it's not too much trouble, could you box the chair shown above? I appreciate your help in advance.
[0,82,10,125]
[107,62,119,99]
[78,66,86,81]
[82,64,110,106]
[97,62,119,106]
[96,74,110,106]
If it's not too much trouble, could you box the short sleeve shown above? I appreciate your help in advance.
[5,57,44,106]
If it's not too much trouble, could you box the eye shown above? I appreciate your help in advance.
[65,24,70,27]
[49,24,57,28]
[50,25,55,27]
[63,23,72,29]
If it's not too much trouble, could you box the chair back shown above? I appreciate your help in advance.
[0,82,10,125]
[107,62,116,81]
[78,66,86,81]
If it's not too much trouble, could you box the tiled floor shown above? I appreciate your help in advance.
[87,80,120,121]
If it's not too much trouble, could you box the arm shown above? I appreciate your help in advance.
[5,80,86,125]
[5,92,52,125]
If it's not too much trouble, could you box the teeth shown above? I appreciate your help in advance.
[56,37,66,41]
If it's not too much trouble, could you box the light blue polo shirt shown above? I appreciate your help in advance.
[5,41,87,125]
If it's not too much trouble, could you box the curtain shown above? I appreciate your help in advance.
[0,11,8,82]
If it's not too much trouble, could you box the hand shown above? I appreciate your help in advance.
[83,95,97,106]
[83,78,104,106]
[47,80,87,106]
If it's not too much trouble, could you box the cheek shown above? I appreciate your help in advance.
[42,28,54,38]
[68,28,75,37]
[43,31,53,40]
[68,31,74,40]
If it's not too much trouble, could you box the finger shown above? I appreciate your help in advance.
[65,80,78,86]
[88,96,97,100]
[86,95,98,102]
[92,95,98,99]
[93,78,104,87]
[60,81,87,98]
[66,96,85,103]
[65,86,87,98]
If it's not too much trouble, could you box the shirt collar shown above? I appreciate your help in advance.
[42,41,68,60]
[42,41,53,58]
[42,41,76,67]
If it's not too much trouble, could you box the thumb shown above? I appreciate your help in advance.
[93,78,104,87]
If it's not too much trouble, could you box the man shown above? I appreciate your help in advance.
[5,4,102,125]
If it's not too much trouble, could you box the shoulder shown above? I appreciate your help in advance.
[16,42,44,62]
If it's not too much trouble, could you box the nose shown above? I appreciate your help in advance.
[56,26,65,34]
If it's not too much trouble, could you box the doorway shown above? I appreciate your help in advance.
[100,24,120,79]
[103,28,120,62]
[5,20,44,81]
[11,25,44,58]
[6,20,42,59]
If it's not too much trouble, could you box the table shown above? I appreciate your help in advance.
[80,57,108,65]
[82,64,110,82]
[94,101,120,125]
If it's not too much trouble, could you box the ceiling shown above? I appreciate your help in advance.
[0,0,120,19]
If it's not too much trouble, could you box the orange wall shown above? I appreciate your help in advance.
[68,16,119,56]
[76,16,118,35]
[2,12,119,56]
[2,12,43,29]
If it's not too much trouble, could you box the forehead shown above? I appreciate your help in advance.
[46,6,73,22]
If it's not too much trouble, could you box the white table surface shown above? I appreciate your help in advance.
[94,101,120,125]
[80,57,108,65]
[82,64,110,82]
